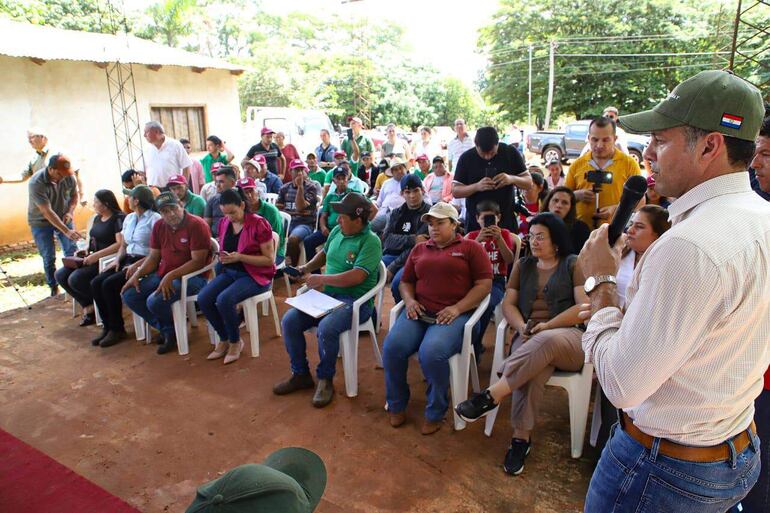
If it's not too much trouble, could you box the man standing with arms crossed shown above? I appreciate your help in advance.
[579,71,769,511]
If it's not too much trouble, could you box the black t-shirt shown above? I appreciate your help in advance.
[454,142,526,232]
[569,220,591,254]
[246,142,283,175]
[89,212,124,252]
[222,223,246,273]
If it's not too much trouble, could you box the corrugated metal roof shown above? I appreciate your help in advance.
[0,19,244,72]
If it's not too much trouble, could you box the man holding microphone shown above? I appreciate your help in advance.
[578,70,770,511]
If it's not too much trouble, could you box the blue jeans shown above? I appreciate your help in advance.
[303,230,328,261]
[585,422,761,512]
[289,222,314,240]
[121,272,207,339]
[198,265,270,343]
[381,254,398,267]
[281,293,373,380]
[391,267,405,304]
[472,279,505,354]
[383,310,471,422]
[737,388,770,512]
[31,223,76,288]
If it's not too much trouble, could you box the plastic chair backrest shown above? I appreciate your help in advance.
[264,193,279,205]
[278,211,291,256]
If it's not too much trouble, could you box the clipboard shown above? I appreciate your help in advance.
[285,289,346,318]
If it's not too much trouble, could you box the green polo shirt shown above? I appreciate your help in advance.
[341,135,374,160]
[308,170,327,185]
[201,153,230,182]
[255,199,285,258]
[321,190,348,229]
[323,224,382,300]
[183,190,206,217]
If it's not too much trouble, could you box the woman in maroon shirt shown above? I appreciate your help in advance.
[275,132,300,183]
[382,202,492,435]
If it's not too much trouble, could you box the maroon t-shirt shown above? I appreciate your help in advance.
[281,144,301,183]
[401,234,493,313]
[466,228,514,277]
[150,213,211,277]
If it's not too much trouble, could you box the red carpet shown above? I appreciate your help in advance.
[0,428,141,513]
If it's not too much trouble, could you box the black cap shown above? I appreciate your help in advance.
[432,155,445,164]
[400,174,423,191]
[377,159,389,171]
[332,166,348,177]
[330,192,371,218]
[360,151,372,158]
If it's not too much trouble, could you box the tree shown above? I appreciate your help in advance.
[136,0,197,47]
[478,0,742,126]
[0,0,126,33]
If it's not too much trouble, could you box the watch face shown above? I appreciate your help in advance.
[584,276,596,292]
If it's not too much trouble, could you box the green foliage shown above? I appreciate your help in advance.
[135,0,196,47]
[0,0,125,33]
[478,0,761,126]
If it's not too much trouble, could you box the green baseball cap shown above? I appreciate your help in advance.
[155,191,179,210]
[619,70,764,141]
[185,448,327,513]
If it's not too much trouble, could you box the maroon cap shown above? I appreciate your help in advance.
[237,177,257,189]
[415,154,429,162]
[261,127,274,136]
[289,158,307,170]
[211,162,224,172]
[333,150,346,158]
[166,174,187,186]
[252,154,267,165]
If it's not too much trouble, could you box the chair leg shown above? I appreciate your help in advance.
[484,329,507,437]
[369,328,383,368]
[470,352,481,393]
[283,274,292,297]
[133,313,146,341]
[269,295,281,337]
[566,378,593,459]
[187,301,198,327]
[172,301,189,355]
[340,331,358,398]
[207,321,219,345]
[448,356,467,431]
[94,302,103,327]
[261,298,268,316]
[243,299,260,357]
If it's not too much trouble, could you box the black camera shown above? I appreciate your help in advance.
[585,170,613,185]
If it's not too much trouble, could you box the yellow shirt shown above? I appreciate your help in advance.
[565,150,641,227]
[374,172,391,192]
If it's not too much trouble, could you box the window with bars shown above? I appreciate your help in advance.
[150,106,207,151]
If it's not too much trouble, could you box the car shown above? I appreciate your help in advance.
[527,120,648,163]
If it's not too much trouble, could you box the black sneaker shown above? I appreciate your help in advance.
[503,438,531,476]
[157,335,177,355]
[91,329,109,346]
[455,390,498,422]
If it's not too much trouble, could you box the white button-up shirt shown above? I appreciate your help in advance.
[122,210,161,256]
[145,137,192,187]
[447,134,474,168]
[583,172,770,446]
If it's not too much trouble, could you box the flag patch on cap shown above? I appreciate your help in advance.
[720,113,743,130]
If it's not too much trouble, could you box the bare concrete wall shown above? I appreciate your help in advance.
[0,55,241,245]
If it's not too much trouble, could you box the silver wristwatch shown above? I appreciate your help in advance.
[584,275,617,294]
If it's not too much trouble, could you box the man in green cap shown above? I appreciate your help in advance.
[577,70,769,511]
[274,192,382,408]
[186,447,327,513]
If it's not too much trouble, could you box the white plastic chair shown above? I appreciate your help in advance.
[97,253,150,342]
[172,238,220,355]
[389,294,490,431]
[483,318,594,459]
[208,233,282,357]
[297,261,387,398]
[360,181,370,196]
[264,192,279,205]
[95,253,118,327]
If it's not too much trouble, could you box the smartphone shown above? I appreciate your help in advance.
[346,128,354,140]
[523,319,538,335]
[483,214,497,227]
[418,312,438,324]
[284,266,303,278]
[484,166,498,178]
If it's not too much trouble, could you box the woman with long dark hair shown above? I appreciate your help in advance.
[55,189,124,328]
[455,213,588,475]
[542,185,592,253]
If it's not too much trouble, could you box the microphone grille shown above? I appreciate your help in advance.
[625,175,649,197]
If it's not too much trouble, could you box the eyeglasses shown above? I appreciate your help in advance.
[528,233,549,243]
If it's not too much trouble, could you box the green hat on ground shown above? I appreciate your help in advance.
[619,70,765,142]
[185,447,327,513]
[155,191,179,210]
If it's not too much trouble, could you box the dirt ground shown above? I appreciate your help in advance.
[0,286,597,513]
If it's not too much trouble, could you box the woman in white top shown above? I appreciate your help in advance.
[381,124,412,161]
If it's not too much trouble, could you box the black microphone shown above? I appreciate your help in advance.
[607,175,648,246]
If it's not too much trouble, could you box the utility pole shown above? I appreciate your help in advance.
[544,41,555,129]
[528,44,533,127]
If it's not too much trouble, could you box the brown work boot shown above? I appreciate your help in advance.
[273,373,315,395]
[311,379,334,408]
[389,411,406,428]
[421,418,443,435]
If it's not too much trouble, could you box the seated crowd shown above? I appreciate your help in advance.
[54,114,673,476]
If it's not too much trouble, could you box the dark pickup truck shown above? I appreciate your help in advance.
[526,120,648,163]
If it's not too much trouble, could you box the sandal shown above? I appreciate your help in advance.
[206,342,228,360]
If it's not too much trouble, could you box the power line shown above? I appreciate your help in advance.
[561,62,720,77]
[557,51,730,57]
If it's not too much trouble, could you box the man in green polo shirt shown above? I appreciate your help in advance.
[238,177,286,263]
[167,174,206,217]
[274,192,382,408]
[306,153,327,186]
[340,116,374,160]
[200,135,234,183]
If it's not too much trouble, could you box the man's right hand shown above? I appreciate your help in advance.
[574,189,596,203]
[321,227,330,237]
[121,275,141,294]
[476,177,496,192]
[65,229,82,241]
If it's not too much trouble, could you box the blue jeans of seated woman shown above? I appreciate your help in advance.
[585,422,760,513]
[122,272,207,340]
[390,267,405,304]
[198,265,270,343]
[383,309,471,422]
[281,294,373,380]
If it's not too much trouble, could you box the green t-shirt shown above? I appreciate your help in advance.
[256,199,285,258]
[308,170,327,185]
[184,190,206,217]
[322,224,382,300]
[321,190,347,229]
[411,167,427,180]
[341,135,374,160]
[201,153,230,183]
